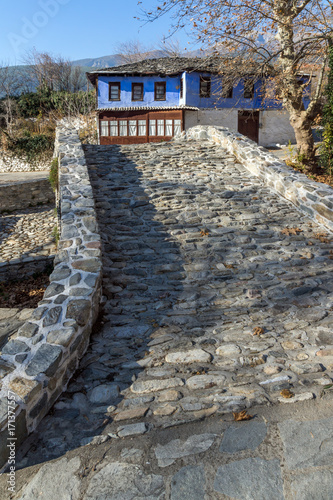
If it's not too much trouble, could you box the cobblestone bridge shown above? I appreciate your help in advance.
[4,139,333,499]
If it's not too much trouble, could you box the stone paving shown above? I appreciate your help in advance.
[0,205,56,264]
[2,139,333,499]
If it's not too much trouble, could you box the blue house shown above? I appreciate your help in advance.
[86,57,311,146]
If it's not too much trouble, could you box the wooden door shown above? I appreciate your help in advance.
[238,111,259,143]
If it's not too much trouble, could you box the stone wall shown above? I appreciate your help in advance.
[0,151,48,174]
[0,179,54,212]
[0,127,102,469]
[185,125,333,233]
[0,256,54,284]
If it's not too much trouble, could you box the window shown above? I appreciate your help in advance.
[157,119,164,136]
[180,79,184,99]
[155,82,166,101]
[174,120,181,136]
[149,120,156,136]
[119,120,127,136]
[100,121,108,136]
[165,120,173,136]
[129,120,137,136]
[100,116,182,139]
[110,120,118,136]
[109,82,120,101]
[244,80,255,99]
[138,120,147,136]
[132,83,143,101]
[200,76,211,98]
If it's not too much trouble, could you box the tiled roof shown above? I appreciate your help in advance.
[87,56,225,85]
[97,105,199,112]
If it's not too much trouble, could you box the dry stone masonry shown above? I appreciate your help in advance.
[0,152,49,174]
[0,179,54,213]
[0,127,102,469]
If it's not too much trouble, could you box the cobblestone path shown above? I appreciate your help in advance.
[16,140,333,469]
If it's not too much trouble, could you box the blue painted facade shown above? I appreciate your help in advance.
[97,71,311,111]
[98,75,181,109]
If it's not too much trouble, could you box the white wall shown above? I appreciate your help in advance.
[185,108,296,148]
[185,109,238,132]
[259,110,296,147]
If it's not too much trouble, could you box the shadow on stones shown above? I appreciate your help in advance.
[15,145,186,469]
[15,142,333,470]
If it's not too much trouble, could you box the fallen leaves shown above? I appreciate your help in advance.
[224,264,235,269]
[280,389,294,399]
[314,232,330,243]
[233,410,253,421]
[253,327,264,336]
[281,227,302,236]
[0,274,49,309]
[200,229,209,237]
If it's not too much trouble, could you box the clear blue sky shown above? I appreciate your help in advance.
[1,0,194,65]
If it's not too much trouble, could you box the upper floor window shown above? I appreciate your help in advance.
[180,79,184,99]
[132,83,143,101]
[109,82,120,101]
[200,76,211,98]
[155,82,166,101]
[244,80,255,99]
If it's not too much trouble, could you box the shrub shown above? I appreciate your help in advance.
[49,157,59,191]
[7,132,54,163]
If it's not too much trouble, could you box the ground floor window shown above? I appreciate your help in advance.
[157,119,164,136]
[149,120,156,136]
[110,120,118,136]
[138,120,147,136]
[129,120,137,136]
[100,121,109,136]
[100,117,182,138]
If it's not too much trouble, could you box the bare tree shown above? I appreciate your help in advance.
[70,65,86,93]
[0,63,22,136]
[158,37,185,57]
[22,48,82,92]
[143,0,333,172]
[115,40,154,64]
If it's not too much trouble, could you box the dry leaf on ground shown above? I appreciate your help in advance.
[280,389,294,398]
[281,227,302,236]
[253,327,264,336]
[233,410,253,421]
[314,232,330,243]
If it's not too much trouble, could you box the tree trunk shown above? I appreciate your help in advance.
[289,110,316,173]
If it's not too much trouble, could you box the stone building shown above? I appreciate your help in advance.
[86,56,311,147]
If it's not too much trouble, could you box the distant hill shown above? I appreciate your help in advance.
[72,49,202,70]
[0,50,203,96]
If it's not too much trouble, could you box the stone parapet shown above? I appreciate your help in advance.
[0,127,102,469]
[185,126,333,233]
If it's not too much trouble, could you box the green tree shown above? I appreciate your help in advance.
[320,41,333,179]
